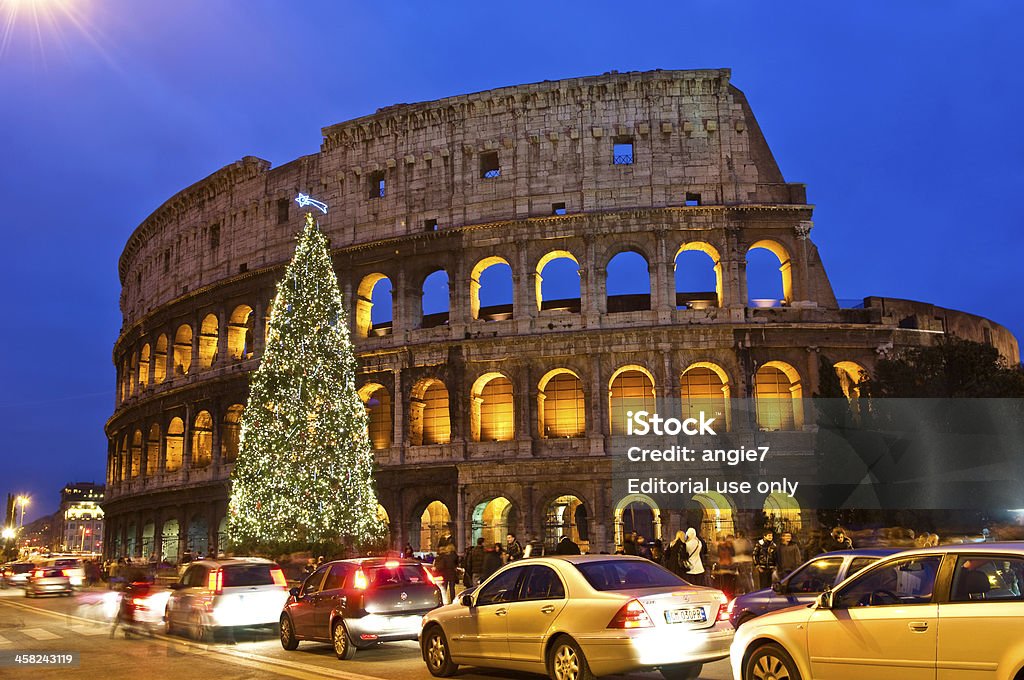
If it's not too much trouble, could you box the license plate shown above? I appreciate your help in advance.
[665,607,706,624]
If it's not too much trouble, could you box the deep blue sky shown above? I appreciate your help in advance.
[2,1,1021,520]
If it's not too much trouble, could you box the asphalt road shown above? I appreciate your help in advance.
[0,588,733,680]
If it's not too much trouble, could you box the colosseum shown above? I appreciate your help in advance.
[104,69,1019,561]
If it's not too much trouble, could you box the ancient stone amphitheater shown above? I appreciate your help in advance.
[104,69,1018,560]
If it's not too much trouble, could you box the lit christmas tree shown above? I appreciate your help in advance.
[228,210,380,553]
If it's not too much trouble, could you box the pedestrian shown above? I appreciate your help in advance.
[636,535,653,560]
[555,535,581,555]
[302,558,316,576]
[505,533,524,562]
[664,530,687,578]
[733,531,755,594]
[622,532,638,556]
[776,532,803,580]
[403,542,415,559]
[825,527,853,552]
[679,528,706,585]
[434,544,458,603]
[752,530,778,589]
[468,538,486,585]
[716,535,737,598]
[650,538,664,564]
[480,543,503,581]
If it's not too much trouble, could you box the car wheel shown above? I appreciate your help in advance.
[547,635,596,680]
[422,625,458,677]
[332,620,355,660]
[279,614,298,651]
[660,663,703,680]
[745,642,802,680]
[189,610,212,643]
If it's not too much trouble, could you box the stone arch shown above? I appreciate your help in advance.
[130,429,143,478]
[538,368,586,438]
[421,269,450,328]
[227,305,255,360]
[764,492,803,534]
[138,343,151,388]
[410,377,450,446]
[747,239,793,307]
[542,493,590,551]
[608,364,656,435]
[606,249,651,312]
[128,351,138,397]
[221,404,243,463]
[187,513,209,556]
[470,256,514,321]
[153,334,168,384]
[358,383,392,450]
[119,434,128,481]
[674,241,723,309]
[470,371,515,442]
[191,410,213,467]
[755,361,804,431]
[471,496,517,546]
[165,417,184,472]
[160,518,179,563]
[141,520,156,560]
[173,324,192,375]
[412,499,452,553]
[691,491,737,543]
[681,362,732,432]
[833,360,867,400]
[536,250,581,313]
[145,423,160,477]
[614,493,662,548]
[198,314,218,369]
[355,273,393,338]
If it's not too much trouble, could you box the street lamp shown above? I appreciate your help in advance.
[16,496,29,528]
[1,527,14,540]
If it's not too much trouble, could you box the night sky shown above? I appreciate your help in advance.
[2,1,1021,521]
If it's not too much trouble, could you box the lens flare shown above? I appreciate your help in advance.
[1,0,108,64]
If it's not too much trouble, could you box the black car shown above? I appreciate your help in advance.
[280,557,444,660]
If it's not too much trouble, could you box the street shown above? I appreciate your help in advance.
[0,588,733,680]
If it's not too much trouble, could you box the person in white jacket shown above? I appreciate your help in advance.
[683,527,706,586]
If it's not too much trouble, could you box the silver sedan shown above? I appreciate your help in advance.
[420,555,733,680]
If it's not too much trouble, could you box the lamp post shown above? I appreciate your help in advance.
[17,496,28,529]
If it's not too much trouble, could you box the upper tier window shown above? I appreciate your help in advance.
[613,138,634,165]
[480,151,500,179]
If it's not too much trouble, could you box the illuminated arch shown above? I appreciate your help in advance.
[470,256,513,320]
[221,405,244,463]
[153,334,168,384]
[472,496,516,546]
[146,424,160,477]
[833,360,867,400]
[415,500,452,552]
[130,429,143,478]
[359,383,392,450]
[691,491,737,543]
[191,411,213,467]
[543,494,589,550]
[470,372,514,442]
[173,325,192,375]
[536,250,581,312]
[606,250,651,312]
[138,343,151,388]
[198,314,218,369]
[538,368,585,438]
[764,492,802,534]
[421,269,450,327]
[227,305,254,360]
[614,493,662,548]
[355,273,392,338]
[608,365,656,435]
[128,351,138,397]
[747,239,793,306]
[165,417,184,472]
[410,378,450,446]
[755,361,803,431]
[674,241,723,308]
[681,362,731,432]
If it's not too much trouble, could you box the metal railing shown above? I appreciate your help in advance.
[482,169,501,179]
[613,154,634,165]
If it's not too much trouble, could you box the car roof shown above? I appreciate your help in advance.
[812,548,903,558]
[879,541,1024,557]
[332,557,423,566]
[191,557,276,568]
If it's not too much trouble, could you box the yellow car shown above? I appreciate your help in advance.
[420,554,733,680]
[731,543,1024,680]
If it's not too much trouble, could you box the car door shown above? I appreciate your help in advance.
[937,554,1024,680]
[454,565,525,662]
[807,554,941,680]
[291,565,328,638]
[505,564,568,663]
[315,563,351,636]
[776,556,846,610]
[172,565,207,627]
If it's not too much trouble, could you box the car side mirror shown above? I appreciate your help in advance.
[169,582,183,590]
[289,587,300,598]
[460,593,474,607]
[817,589,833,610]
[771,581,786,594]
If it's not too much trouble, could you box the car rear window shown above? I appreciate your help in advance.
[365,564,431,586]
[41,568,64,578]
[574,560,685,591]
[53,559,80,568]
[11,563,34,574]
[221,564,275,587]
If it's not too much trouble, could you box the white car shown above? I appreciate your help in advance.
[731,542,1024,680]
[164,557,290,641]
[421,555,733,680]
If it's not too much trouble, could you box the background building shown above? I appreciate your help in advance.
[57,483,104,554]
[103,70,1019,560]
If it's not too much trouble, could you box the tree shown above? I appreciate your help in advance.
[228,212,380,554]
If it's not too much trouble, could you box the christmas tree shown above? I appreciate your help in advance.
[228,211,380,553]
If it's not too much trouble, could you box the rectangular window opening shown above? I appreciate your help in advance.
[552,202,567,216]
[480,151,501,179]
[239,263,248,273]
[613,138,634,165]
[685,192,702,206]
[424,218,438,231]
[276,198,290,225]
[210,223,220,249]
[368,171,386,199]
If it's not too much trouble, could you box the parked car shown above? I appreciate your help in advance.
[421,554,733,680]
[731,542,1024,680]
[729,548,900,627]
[43,557,85,588]
[1,562,36,587]
[164,557,289,641]
[26,566,73,597]
[280,557,445,659]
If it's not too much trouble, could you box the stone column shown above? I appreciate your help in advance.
[190,314,200,374]
[252,299,265,357]
[211,402,222,468]
[182,404,194,473]
[216,305,228,366]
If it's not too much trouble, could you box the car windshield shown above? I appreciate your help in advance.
[574,559,686,591]
[221,564,275,587]
[365,564,431,586]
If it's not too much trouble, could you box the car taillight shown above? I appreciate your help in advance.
[270,567,287,588]
[423,567,441,586]
[716,592,731,622]
[33,570,43,579]
[385,560,400,569]
[62,569,71,577]
[353,568,368,590]
[608,599,653,629]
[207,569,223,594]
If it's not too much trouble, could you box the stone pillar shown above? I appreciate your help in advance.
[514,244,535,334]
[153,510,164,563]
[211,402,222,468]
[393,366,405,464]
[182,404,194,472]
[393,265,410,338]
[165,326,175,381]
[455,486,466,554]
[216,305,228,366]
[190,314,200,374]
[587,355,606,454]
[253,299,265,357]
